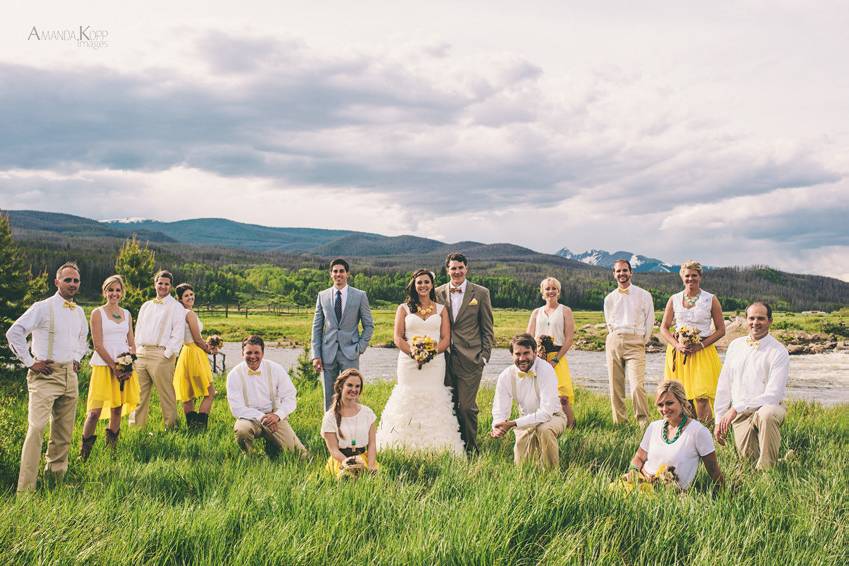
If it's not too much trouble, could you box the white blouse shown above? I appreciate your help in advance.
[640,419,715,489]
[533,304,566,345]
[671,290,715,337]
[90,307,131,366]
[183,313,202,344]
[321,405,377,449]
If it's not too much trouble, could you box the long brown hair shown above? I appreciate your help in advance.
[404,269,436,313]
[332,368,364,438]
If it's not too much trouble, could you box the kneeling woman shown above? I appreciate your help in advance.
[82,275,141,459]
[321,369,378,477]
[173,283,215,429]
[627,380,723,490]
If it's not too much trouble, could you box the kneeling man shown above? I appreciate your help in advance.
[491,333,568,469]
[226,335,307,458]
[714,302,788,470]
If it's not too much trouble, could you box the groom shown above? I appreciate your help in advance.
[436,252,494,454]
[311,258,375,410]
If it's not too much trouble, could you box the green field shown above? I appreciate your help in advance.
[0,370,846,564]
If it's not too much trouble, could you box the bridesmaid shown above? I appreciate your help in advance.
[526,276,576,428]
[659,260,725,425]
[321,369,378,477]
[173,283,215,430]
[81,275,140,460]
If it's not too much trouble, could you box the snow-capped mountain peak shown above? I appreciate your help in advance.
[100,217,152,224]
[556,247,676,273]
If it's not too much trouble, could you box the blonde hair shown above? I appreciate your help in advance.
[679,260,703,276]
[539,277,561,297]
[101,274,125,295]
[655,380,696,419]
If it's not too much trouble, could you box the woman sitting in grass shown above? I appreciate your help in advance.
[321,369,378,478]
[625,380,723,490]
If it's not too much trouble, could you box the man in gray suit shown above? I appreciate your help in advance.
[436,252,494,454]
[311,258,375,409]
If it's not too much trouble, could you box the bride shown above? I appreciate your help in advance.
[376,269,465,455]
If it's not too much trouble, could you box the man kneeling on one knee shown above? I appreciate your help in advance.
[714,302,788,470]
[491,333,568,470]
[226,335,307,458]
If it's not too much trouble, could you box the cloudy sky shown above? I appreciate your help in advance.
[2,1,848,279]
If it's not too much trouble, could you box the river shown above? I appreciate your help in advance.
[216,345,849,405]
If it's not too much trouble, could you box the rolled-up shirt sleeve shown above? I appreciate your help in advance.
[643,292,655,344]
[745,347,789,412]
[714,357,733,421]
[164,304,186,359]
[74,309,89,362]
[491,368,512,428]
[514,367,560,429]
[5,303,41,368]
[273,366,298,421]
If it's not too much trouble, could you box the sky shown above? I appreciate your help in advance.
[2,1,848,280]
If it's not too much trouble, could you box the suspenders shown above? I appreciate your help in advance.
[240,366,277,415]
[511,368,540,415]
[45,300,85,362]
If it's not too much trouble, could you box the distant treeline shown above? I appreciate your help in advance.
[13,234,849,312]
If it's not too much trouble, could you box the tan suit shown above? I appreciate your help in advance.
[436,281,494,453]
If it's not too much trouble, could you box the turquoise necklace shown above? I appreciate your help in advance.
[662,414,687,444]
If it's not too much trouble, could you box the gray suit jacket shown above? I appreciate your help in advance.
[311,286,375,364]
[436,281,495,368]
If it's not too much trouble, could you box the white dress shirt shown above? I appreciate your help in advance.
[449,280,467,322]
[492,358,561,429]
[603,284,655,343]
[714,333,789,420]
[226,360,297,421]
[6,292,88,367]
[134,295,185,358]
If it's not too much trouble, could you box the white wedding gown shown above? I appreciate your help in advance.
[376,303,465,455]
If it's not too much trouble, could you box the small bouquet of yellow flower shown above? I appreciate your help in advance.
[409,335,437,370]
[672,325,702,370]
[114,352,136,392]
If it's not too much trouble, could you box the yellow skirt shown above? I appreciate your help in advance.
[325,454,379,478]
[173,343,213,402]
[663,344,722,401]
[86,365,140,418]
[546,352,575,404]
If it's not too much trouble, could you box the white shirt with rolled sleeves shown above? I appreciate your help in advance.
[5,292,88,367]
[603,284,655,343]
[492,358,561,430]
[714,333,789,420]
[226,360,297,422]
[134,295,185,358]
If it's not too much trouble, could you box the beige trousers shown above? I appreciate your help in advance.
[130,347,177,428]
[18,363,78,492]
[513,412,568,470]
[234,418,306,457]
[605,333,650,425]
[732,404,786,470]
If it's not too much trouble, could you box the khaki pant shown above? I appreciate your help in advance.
[513,412,568,470]
[18,363,78,492]
[732,404,786,470]
[233,418,306,457]
[605,333,650,425]
[130,347,177,428]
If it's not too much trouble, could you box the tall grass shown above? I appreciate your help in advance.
[0,369,846,564]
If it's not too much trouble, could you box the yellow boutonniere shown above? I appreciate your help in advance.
[469,298,478,306]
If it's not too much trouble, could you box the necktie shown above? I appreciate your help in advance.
[247,369,261,376]
[617,287,630,295]
[517,370,536,379]
[63,300,76,309]
[334,290,343,322]
[153,298,164,305]
[746,337,760,349]
[450,286,463,294]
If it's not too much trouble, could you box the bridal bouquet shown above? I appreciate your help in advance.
[114,352,136,392]
[672,325,702,370]
[409,335,437,370]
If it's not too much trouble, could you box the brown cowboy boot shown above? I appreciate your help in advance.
[80,435,97,461]
[105,428,120,451]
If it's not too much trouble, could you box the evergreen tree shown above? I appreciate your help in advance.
[0,214,31,368]
[115,235,155,317]
[23,271,50,305]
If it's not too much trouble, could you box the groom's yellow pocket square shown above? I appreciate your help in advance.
[469,298,479,306]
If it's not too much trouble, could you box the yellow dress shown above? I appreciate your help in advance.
[663,345,722,404]
[533,305,576,404]
[173,313,213,402]
[546,352,575,404]
[87,366,141,417]
[325,453,379,478]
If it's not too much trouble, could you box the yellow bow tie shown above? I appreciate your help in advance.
[62,300,76,309]
[247,369,262,376]
[517,370,536,379]
[153,298,165,304]
[450,287,463,294]
[746,337,760,349]
[617,287,630,295]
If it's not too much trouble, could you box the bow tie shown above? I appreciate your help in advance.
[617,287,630,295]
[517,370,536,379]
[450,287,463,294]
[746,337,760,349]
[62,300,76,309]
[153,298,165,304]
[247,369,262,376]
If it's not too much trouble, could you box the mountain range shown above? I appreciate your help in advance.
[556,248,677,273]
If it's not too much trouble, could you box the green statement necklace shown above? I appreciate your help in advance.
[662,414,687,444]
